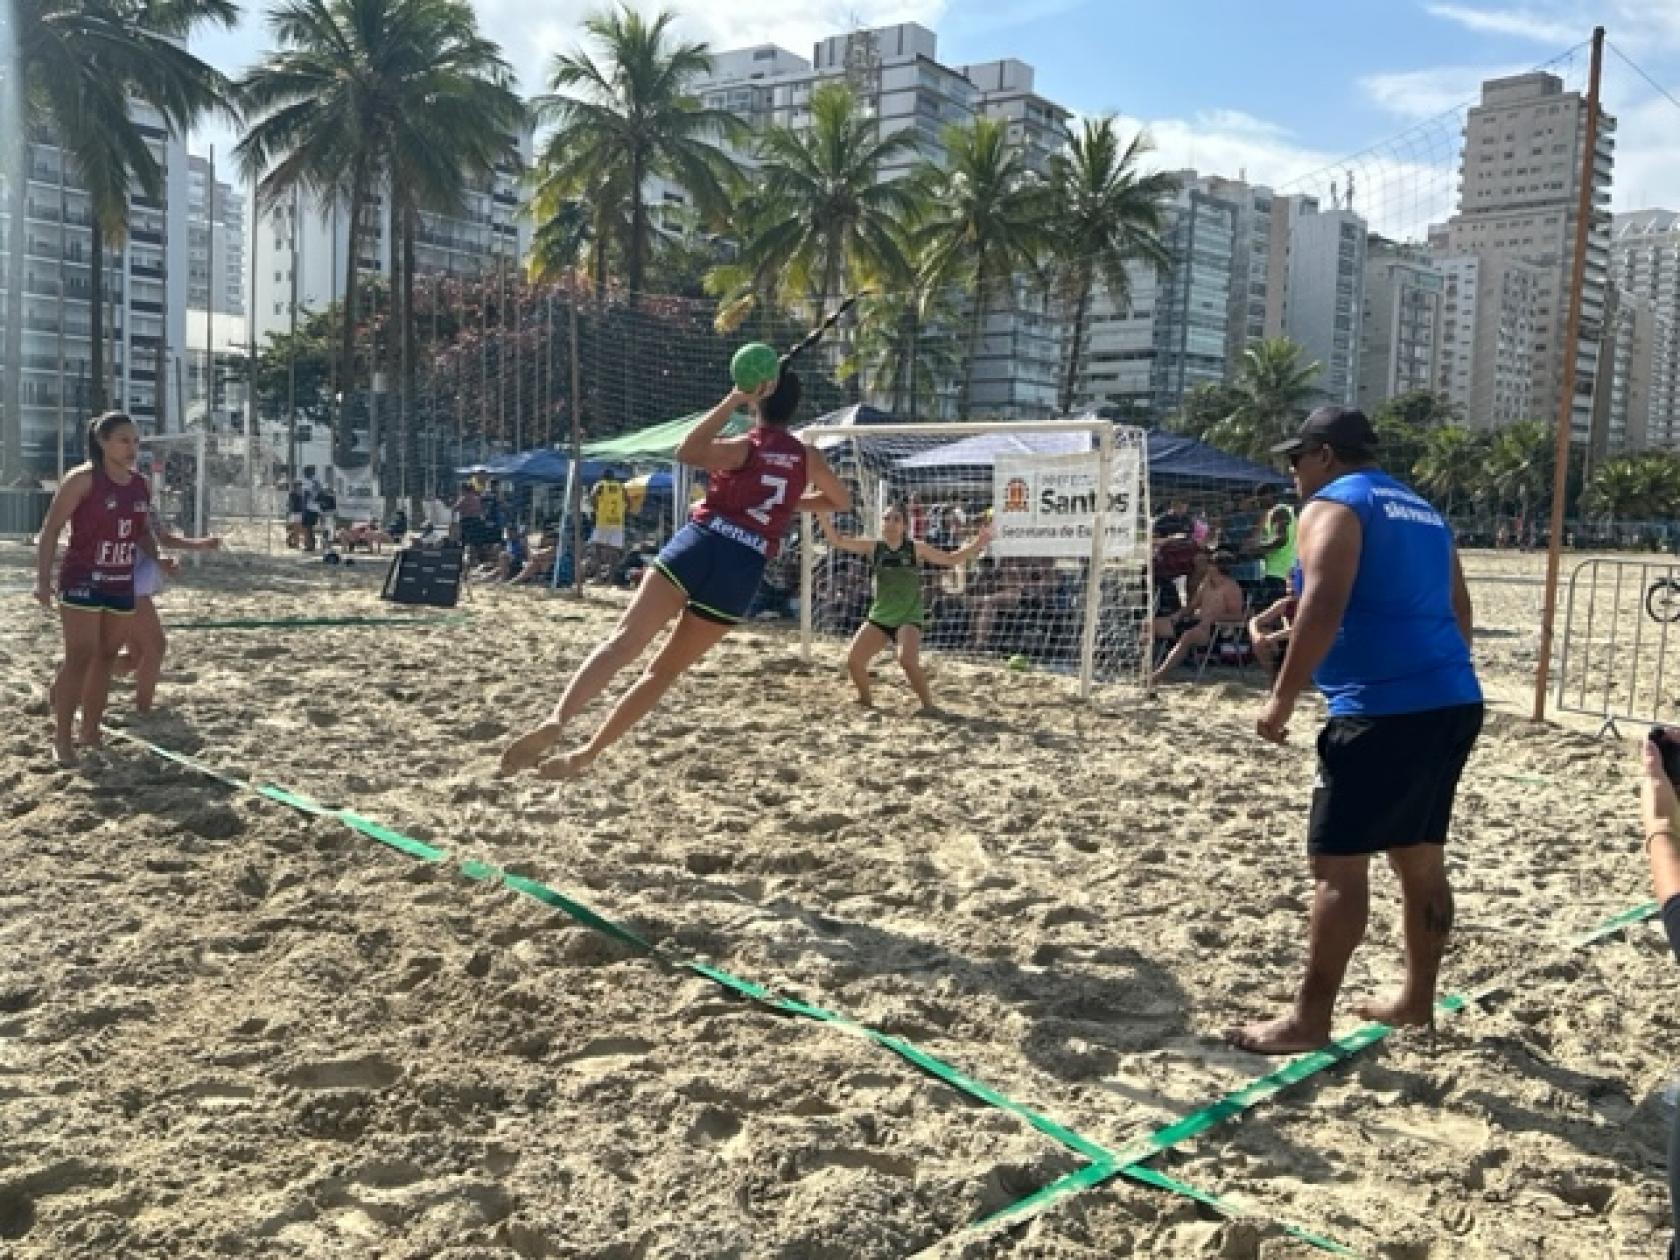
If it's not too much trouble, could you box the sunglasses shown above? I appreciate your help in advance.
[1287,445,1327,469]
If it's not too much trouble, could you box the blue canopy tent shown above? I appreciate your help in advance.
[1144,432,1289,490]
[453,448,620,486]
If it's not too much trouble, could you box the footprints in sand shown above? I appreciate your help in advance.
[280,1053,402,1091]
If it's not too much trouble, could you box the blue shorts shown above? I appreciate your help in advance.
[60,583,135,614]
[652,522,766,625]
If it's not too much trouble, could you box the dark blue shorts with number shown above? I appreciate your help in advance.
[60,581,135,614]
[651,522,766,625]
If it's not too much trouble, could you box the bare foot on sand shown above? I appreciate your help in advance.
[1352,995,1435,1028]
[535,751,592,780]
[52,739,78,768]
[1225,1014,1330,1056]
[499,721,562,776]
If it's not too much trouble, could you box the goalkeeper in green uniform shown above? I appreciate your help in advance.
[818,503,993,711]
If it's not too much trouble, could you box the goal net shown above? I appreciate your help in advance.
[796,420,1150,698]
[141,429,284,553]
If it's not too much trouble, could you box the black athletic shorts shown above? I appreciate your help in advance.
[1306,702,1484,857]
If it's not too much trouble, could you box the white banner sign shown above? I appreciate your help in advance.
[990,450,1140,559]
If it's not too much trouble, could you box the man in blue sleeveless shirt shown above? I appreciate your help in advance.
[1229,406,1482,1055]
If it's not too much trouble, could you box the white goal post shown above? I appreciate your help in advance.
[795,420,1152,700]
[139,430,208,543]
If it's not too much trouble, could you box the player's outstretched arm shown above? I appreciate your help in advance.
[915,523,995,568]
[816,511,874,556]
[797,446,851,514]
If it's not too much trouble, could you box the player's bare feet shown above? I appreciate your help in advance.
[535,750,592,780]
[853,694,874,709]
[1224,1014,1330,1056]
[52,739,78,768]
[1353,994,1435,1028]
[499,721,562,775]
[77,730,104,750]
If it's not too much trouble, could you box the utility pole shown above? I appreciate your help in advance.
[1532,25,1605,723]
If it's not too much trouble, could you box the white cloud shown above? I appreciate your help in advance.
[1422,4,1579,45]
[1359,64,1527,118]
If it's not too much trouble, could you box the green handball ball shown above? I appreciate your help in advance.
[731,342,780,392]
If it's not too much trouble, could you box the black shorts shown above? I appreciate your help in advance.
[1307,702,1483,857]
[866,618,922,642]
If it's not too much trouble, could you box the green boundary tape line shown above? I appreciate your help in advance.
[167,614,470,630]
[103,727,1360,1254]
[933,894,1662,1255]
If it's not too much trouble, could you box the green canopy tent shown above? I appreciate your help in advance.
[581,410,752,462]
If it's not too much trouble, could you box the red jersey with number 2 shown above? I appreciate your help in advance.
[60,466,151,596]
[692,425,809,558]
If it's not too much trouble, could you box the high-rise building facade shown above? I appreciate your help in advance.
[186,155,244,318]
[0,104,188,469]
[1591,282,1655,459]
[1358,238,1444,410]
[251,133,532,346]
[1285,203,1368,406]
[1443,72,1616,438]
[1609,208,1680,450]
[1435,253,1542,428]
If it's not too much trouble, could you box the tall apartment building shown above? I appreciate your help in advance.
[1435,253,1543,428]
[186,154,244,318]
[1358,238,1444,411]
[0,104,188,470]
[1591,282,1655,460]
[1194,175,1286,367]
[687,24,1073,417]
[1078,178,1236,419]
[251,132,532,346]
[1285,202,1368,406]
[1443,72,1616,438]
[1609,208,1680,450]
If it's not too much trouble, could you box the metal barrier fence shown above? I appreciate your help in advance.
[1554,557,1680,735]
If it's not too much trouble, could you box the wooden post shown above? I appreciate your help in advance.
[569,295,583,595]
[1532,25,1605,723]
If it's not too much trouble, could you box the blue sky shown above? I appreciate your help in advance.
[193,0,1680,223]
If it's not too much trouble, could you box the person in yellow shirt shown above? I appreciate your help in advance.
[589,471,629,580]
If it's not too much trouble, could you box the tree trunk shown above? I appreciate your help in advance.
[335,174,368,468]
[960,263,988,421]
[381,195,402,513]
[404,213,421,520]
[1059,272,1093,416]
[90,220,106,413]
[627,152,645,310]
[2,155,27,478]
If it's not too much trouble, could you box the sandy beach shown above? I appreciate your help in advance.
[2,539,1677,1258]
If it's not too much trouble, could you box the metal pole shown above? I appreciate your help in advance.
[569,295,583,595]
[430,273,440,500]
[55,159,67,478]
[498,257,507,448]
[513,277,522,452]
[206,146,216,425]
[246,166,258,501]
[286,187,299,483]
[1532,24,1604,723]
[1078,425,1113,700]
[545,291,555,446]
[799,509,813,660]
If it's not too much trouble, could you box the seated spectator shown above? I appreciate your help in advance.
[1152,499,1192,539]
[972,557,1053,652]
[285,481,306,549]
[1151,549,1245,683]
[1152,533,1204,616]
[336,519,393,553]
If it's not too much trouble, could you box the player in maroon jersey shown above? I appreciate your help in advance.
[500,369,850,779]
[34,412,150,766]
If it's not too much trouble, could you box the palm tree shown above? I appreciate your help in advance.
[238,0,518,472]
[4,0,236,477]
[917,116,1048,419]
[840,249,962,418]
[1045,117,1176,414]
[1204,337,1321,459]
[741,84,922,320]
[1485,419,1553,527]
[530,6,741,306]
[1411,424,1484,516]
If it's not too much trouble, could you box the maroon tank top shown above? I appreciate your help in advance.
[691,426,810,558]
[60,466,151,596]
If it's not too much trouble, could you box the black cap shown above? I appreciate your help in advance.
[1271,405,1378,458]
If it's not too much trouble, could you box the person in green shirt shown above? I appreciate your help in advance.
[1256,499,1298,602]
[818,503,993,710]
